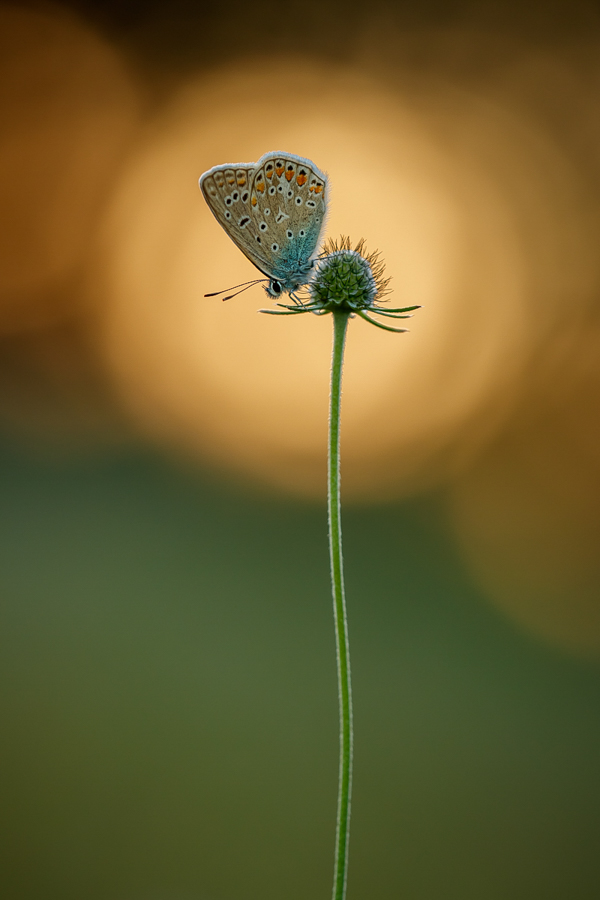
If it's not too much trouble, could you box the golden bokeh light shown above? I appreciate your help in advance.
[0,2,141,333]
[88,57,586,499]
[425,34,600,656]
[448,322,600,657]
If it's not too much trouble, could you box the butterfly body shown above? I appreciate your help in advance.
[199,151,328,297]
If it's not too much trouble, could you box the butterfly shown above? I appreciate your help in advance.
[199,151,328,301]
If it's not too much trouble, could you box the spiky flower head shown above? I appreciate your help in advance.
[259,236,419,332]
[310,237,390,311]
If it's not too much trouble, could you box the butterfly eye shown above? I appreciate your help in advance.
[271,280,282,295]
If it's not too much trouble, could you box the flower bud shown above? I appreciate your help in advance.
[309,237,389,311]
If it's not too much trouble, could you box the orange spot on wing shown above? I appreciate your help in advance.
[256,181,265,193]
[265,164,274,180]
[296,172,307,186]
[251,194,258,206]
[314,183,323,194]
[275,164,284,177]
[236,172,247,186]
[285,168,295,182]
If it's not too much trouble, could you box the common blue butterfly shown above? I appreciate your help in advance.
[199,151,328,300]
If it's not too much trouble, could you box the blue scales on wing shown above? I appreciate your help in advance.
[200,150,328,295]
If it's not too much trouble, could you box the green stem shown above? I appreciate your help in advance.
[328,309,353,900]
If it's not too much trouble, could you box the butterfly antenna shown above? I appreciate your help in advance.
[219,281,268,302]
[204,279,267,300]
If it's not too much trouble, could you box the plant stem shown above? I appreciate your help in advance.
[328,309,353,900]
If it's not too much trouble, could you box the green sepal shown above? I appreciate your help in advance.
[259,308,312,316]
[377,305,421,313]
[357,311,408,333]
[369,308,414,319]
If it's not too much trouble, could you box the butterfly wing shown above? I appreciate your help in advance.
[248,151,328,288]
[199,161,275,277]
[200,152,328,291]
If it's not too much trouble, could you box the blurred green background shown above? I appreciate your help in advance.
[1,443,599,899]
